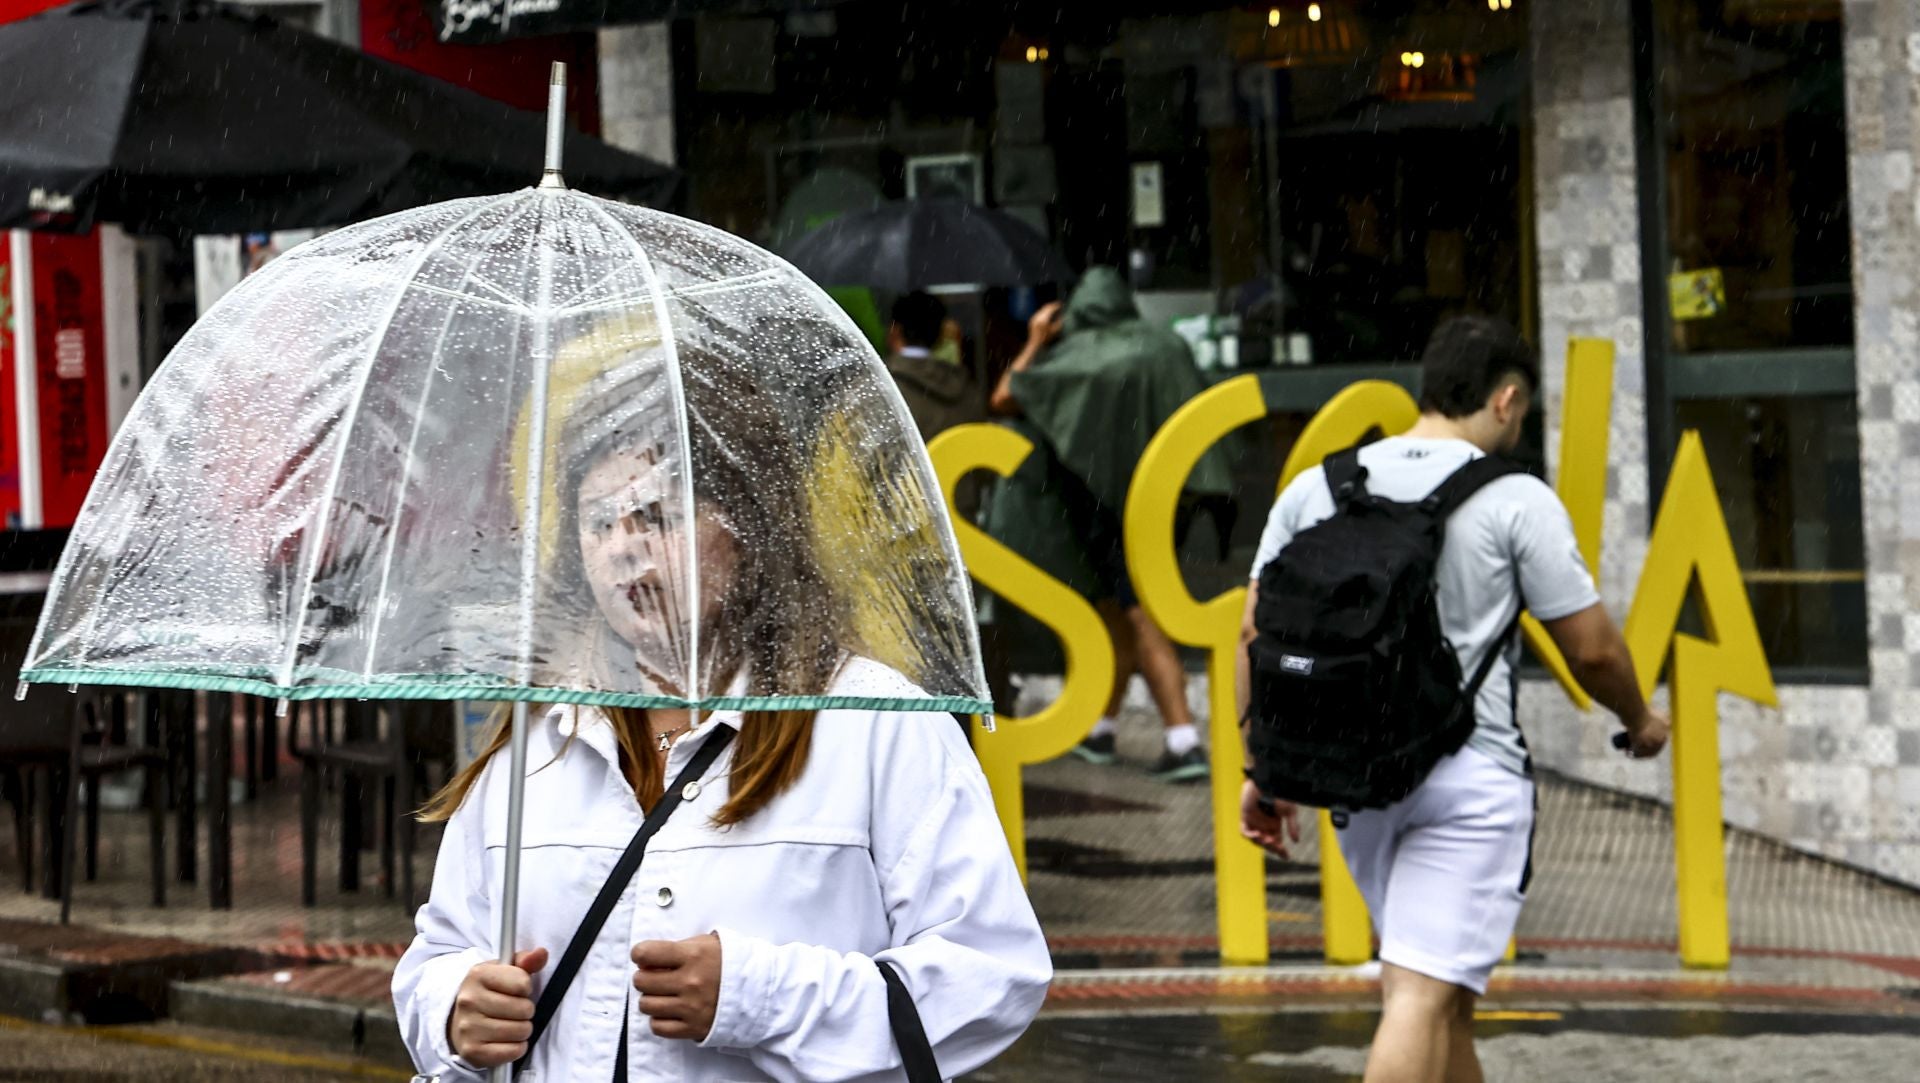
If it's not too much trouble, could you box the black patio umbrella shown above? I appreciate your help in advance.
[0,0,679,236]
[782,198,1074,292]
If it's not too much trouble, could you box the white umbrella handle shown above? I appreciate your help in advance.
[490,699,532,1083]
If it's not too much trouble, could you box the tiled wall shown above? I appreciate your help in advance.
[1843,0,1920,883]
[1530,0,1650,623]
[1520,0,1920,887]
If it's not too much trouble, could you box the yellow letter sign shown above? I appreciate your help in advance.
[1623,430,1777,968]
[926,424,1116,882]
[1124,374,1271,964]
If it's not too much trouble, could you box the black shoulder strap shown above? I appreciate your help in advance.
[515,725,737,1074]
[1463,611,1522,702]
[1323,446,1368,504]
[877,959,941,1083]
[1423,454,1527,521]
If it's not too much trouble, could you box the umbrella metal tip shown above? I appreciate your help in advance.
[541,63,569,189]
[12,683,25,702]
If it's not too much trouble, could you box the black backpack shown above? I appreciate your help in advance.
[1244,446,1524,810]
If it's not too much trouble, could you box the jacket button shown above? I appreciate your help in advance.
[681,781,701,801]
[656,886,674,907]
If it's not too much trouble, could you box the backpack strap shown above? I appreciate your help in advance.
[1421,454,1527,521]
[1463,610,1522,702]
[1323,447,1369,505]
[515,725,737,1076]
[1431,458,1528,703]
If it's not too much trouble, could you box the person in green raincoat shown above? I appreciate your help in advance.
[984,267,1234,781]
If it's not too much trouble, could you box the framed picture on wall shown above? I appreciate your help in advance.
[907,154,983,203]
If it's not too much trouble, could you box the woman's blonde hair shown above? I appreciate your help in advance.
[418,322,847,825]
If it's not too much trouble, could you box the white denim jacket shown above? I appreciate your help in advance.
[392,659,1050,1082]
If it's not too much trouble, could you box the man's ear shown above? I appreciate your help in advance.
[1492,381,1523,421]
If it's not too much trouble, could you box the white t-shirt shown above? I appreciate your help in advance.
[1250,436,1600,778]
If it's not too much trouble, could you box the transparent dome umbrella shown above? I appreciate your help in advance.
[16,70,988,1070]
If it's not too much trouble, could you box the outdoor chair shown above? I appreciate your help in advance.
[0,685,167,923]
[2,595,168,922]
[294,699,451,910]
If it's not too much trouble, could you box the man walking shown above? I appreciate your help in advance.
[1237,316,1669,1082]
[988,268,1233,782]
[885,291,985,511]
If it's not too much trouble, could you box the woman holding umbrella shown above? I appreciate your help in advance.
[391,333,1050,1081]
[13,67,1032,1077]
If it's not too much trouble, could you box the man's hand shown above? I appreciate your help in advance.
[1025,301,1064,349]
[992,301,1067,416]
[633,933,722,1042]
[448,947,548,1068]
[1239,780,1303,859]
[1622,706,1671,759]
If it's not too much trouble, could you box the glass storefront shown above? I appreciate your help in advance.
[1675,394,1867,672]
[668,0,1865,674]
[673,1,1531,371]
[1645,0,1864,674]
[671,1,1534,613]
[1654,0,1851,354]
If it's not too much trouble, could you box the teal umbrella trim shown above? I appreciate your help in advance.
[16,666,991,716]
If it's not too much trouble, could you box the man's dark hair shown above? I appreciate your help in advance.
[890,291,946,349]
[1417,315,1539,419]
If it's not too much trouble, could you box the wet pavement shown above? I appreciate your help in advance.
[0,1016,405,1081]
[971,1008,1920,1082]
[5,996,1918,1082]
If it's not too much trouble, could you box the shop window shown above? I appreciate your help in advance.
[1113,3,1531,367]
[1674,395,1867,673]
[1655,0,1851,354]
[1645,0,1865,674]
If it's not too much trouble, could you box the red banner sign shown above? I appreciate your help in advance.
[1,241,16,528]
[29,231,108,528]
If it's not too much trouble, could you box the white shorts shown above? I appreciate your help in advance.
[1334,746,1535,995]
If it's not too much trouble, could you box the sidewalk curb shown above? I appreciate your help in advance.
[0,940,273,1024]
[170,976,412,1069]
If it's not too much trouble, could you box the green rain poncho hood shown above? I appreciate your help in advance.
[1007,267,1232,509]
[980,269,1234,615]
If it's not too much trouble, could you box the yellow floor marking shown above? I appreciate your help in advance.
[1474,1010,1564,1022]
[0,1013,413,1079]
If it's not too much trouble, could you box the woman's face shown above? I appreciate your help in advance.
[576,443,741,679]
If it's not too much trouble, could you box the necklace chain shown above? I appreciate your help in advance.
[655,722,693,751]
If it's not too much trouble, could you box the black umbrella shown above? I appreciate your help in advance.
[782,198,1073,292]
[0,0,678,235]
